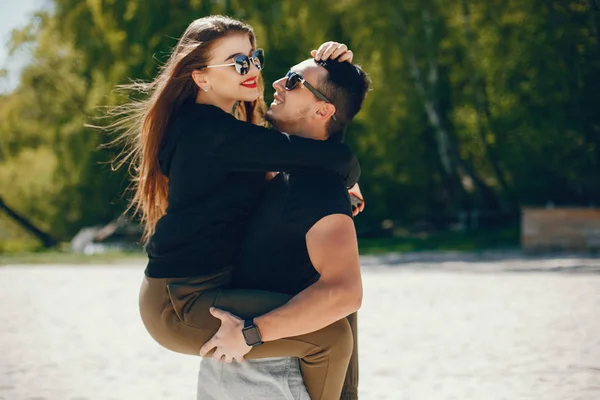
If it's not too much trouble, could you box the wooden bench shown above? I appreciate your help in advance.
[521,208,600,251]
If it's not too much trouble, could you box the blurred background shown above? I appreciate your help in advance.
[1,3,600,400]
[1,0,598,258]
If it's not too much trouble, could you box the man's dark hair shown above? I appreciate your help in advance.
[315,59,371,139]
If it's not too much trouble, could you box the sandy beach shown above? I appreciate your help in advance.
[1,254,599,400]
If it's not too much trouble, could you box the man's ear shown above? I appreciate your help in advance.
[315,103,336,121]
[191,70,209,90]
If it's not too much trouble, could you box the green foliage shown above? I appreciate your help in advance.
[0,0,598,243]
[358,227,520,254]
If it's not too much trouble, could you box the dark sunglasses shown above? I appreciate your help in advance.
[285,71,337,121]
[203,49,265,75]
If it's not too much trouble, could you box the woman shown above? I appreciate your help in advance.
[113,16,361,400]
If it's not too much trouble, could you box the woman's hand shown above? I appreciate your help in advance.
[348,183,365,217]
[311,41,354,63]
[199,307,251,363]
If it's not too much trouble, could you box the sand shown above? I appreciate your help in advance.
[1,254,599,400]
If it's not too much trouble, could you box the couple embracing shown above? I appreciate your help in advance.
[115,15,370,400]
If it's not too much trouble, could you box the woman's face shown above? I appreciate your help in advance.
[195,34,261,105]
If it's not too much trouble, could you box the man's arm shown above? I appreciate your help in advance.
[254,213,362,341]
[198,213,362,360]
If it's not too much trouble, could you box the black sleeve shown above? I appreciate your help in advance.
[198,111,360,188]
[285,173,353,235]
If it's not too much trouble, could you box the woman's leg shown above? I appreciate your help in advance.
[140,274,353,400]
[341,312,359,400]
[209,288,354,400]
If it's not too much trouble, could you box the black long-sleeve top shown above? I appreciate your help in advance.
[144,101,360,278]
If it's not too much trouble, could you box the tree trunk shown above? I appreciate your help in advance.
[391,7,458,182]
[460,0,514,209]
[392,4,498,210]
[0,197,57,248]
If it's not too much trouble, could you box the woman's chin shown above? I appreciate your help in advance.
[239,89,260,102]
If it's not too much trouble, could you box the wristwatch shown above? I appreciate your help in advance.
[242,319,263,347]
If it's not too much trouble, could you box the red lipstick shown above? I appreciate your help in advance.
[240,77,257,88]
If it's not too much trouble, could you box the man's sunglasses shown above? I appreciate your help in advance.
[285,71,337,121]
[203,49,265,75]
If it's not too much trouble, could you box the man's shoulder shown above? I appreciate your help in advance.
[288,171,348,196]
[283,171,352,230]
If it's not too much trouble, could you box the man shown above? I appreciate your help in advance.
[198,50,370,400]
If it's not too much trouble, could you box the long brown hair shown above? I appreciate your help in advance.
[107,16,267,242]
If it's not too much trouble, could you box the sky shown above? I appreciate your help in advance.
[0,0,47,93]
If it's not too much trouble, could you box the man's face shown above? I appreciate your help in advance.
[266,60,330,137]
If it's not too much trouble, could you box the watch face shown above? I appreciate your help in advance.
[242,327,262,345]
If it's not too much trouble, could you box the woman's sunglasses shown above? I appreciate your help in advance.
[285,71,337,121]
[203,49,265,75]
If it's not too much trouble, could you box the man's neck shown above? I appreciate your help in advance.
[284,123,327,141]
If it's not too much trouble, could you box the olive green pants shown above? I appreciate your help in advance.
[341,312,359,400]
[139,270,354,400]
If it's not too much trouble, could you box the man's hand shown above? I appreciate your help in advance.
[311,41,354,63]
[348,183,365,216]
[265,171,279,182]
[198,307,251,363]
